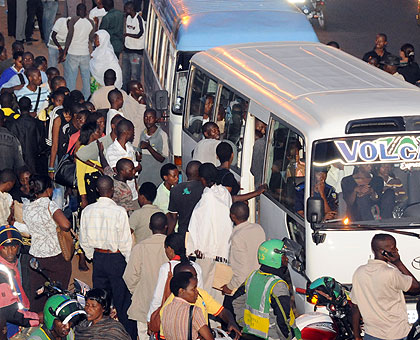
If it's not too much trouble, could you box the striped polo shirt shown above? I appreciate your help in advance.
[15,84,50,115]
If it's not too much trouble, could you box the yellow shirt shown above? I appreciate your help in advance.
[160,288,223,337]
[76,146,101,195]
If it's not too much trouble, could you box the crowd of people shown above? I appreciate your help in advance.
[1,0,420,336]
[328,33,420,85]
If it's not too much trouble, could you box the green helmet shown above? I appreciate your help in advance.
[258,239,285,269]
[44,294,86,330]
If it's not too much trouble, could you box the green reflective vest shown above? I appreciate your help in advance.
[243,270,295,340]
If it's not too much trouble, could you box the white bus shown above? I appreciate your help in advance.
[143,0,318,164]
[181,41,420,317]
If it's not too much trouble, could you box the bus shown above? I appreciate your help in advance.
[181,41,420,317]
[143,0,319,164]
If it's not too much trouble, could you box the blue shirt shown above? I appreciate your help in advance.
[0,66,19,88]
[1,70,48,90]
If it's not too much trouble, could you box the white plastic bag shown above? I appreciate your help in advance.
[213,328,233,340]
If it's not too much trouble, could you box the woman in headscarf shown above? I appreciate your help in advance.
[90,30,122,93]
[75,288,131,340]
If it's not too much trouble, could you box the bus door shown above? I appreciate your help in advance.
[260,116,307,312]
[182,67,218,173]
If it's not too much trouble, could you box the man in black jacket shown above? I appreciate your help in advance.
[8,97,48,175]
[0,110,25,173]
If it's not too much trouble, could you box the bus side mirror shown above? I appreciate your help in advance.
[306,197,326,245]
[306,197,324,224]
[154,90,168,111]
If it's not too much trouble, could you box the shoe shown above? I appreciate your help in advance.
[26,37,38,42]
[15,40,24,44]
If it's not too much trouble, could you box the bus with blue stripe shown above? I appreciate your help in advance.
[144,0,319,164]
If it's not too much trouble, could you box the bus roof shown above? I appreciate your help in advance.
[153,0,318,51]
[191,41,420,141]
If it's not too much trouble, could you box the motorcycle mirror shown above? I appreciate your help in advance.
[291,259,304,273]
[29,258,40,271]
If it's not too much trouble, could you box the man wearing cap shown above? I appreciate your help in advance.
[381,55,405,81]
[0,225,39,339]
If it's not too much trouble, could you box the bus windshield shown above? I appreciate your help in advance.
[311,134,420,224]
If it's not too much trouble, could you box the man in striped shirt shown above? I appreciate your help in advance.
[14,68,50,117]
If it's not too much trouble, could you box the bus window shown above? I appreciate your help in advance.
[157,29,165,83]
[153,23,161,68]
[147,8,156,56]
[163,38,170,88]
[172,52,195,115]
[185,68,217,140]
[218,86,248,171]
[265,119,305,216]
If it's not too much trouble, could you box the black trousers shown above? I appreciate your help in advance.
[7,0,16,37]
[93,251,138,340]
[25,0,44,40]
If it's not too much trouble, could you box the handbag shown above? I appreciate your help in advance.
[55,143,77,188]
[48,203,74,262]
[148,262,172,333]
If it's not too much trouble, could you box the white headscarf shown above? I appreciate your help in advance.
[90,30,122,89]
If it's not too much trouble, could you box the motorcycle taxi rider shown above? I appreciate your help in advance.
[28,294,86,340]
[232,239,301,340]
[0,225,40,340]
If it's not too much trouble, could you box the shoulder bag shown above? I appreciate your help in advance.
[48,203,74,262]
[187,304,194,340]
[55,143,77,188]
[148,262,173,333]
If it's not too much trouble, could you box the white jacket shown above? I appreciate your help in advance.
[187,184,233,260]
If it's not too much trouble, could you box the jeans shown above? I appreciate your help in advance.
[25,0,44,40]
[64,53,91,100]
[122,51,142,91]
[48,47,59,68]
[364,335,407,340]
[42,0,58,44]
[16,0,27,41]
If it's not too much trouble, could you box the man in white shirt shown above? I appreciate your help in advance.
[122,1,144,90]
[47,17,69,68]
[79,175,137,339]
[351,234,420,340]
[63,3,94,100]
[193,122,221,166]
[89,0,107,30]
[106,119,142,201]
[105,88,125,134]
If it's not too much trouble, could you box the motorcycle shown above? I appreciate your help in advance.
[29,258,90,307]
[282,238,354,340]
[287,0,326,29]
